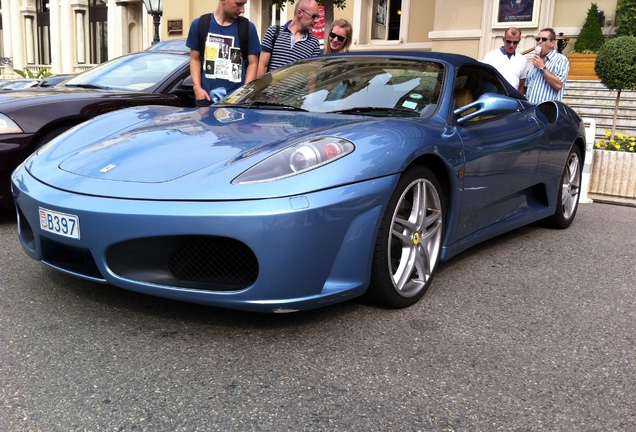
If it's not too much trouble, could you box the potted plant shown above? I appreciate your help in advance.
[594,35,636,139]
[568,3,605,80]
[588,36,636,203]
[13,67,51,79]
[588,131,636,203]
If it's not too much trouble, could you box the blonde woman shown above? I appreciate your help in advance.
[324,19,352,54]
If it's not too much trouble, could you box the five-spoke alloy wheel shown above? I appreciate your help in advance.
[367,166,444,308]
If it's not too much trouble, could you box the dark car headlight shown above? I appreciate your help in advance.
[233,137,354,184]
[0,113,23,134]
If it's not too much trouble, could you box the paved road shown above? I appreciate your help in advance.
[1,202,635,431]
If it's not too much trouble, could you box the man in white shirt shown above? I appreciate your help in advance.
[482,27,527,93]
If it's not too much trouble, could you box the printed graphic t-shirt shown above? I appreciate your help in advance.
[186,15,261,102]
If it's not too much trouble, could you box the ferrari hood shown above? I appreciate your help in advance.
[27,105,380,200]
[57,106,341,182]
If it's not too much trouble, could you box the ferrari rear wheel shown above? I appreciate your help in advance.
[544,146,582,229]
[366,166,444,308]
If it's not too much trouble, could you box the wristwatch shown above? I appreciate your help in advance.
[541,66,548,72]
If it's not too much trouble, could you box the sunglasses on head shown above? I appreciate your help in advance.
[300,9,320,20]
[505,39,520,45]
[329,32,346,43]
[535,37,554,42]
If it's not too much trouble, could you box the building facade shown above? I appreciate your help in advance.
[0,0,620,78]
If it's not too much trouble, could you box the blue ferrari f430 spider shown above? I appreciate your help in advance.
[11,52,586,312]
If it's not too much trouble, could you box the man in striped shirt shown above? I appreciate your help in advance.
[257,0,322,77]
[524,28,570,104]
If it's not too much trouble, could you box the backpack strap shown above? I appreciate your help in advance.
[266,25,281,72]
[271,25,281,50]
[198,13,249,62]
[197,13,212,61]
[236,16,249,61]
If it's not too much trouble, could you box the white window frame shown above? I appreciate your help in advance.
[353,0,412,49]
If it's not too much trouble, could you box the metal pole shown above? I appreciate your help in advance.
[152,13,162,45]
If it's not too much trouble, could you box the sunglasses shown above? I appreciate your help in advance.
[505,39,520,45]
[300,9,320,20]
[329,32,346,43]
[534,37,554,42]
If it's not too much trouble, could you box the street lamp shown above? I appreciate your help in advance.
[142,0,163,45]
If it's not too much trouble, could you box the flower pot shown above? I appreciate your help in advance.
[567,53,599,80]
[588,149,636,205]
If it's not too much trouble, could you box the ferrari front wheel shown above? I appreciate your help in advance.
[366,166,444,308]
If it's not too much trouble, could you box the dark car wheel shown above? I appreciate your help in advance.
[33,125,74,151]
[366,166,445,308]
[544,146,582,229]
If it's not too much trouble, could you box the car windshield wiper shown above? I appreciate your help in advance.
[64,83,112,90]
[238,100,308,112]
[328,106,419,117]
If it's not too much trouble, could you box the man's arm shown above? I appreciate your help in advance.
[532,56,564,91]
[518,78,526,94]
[245,53,259,83]
[257,52,271,78]
[540,68,564,91]
[190,50,209,101]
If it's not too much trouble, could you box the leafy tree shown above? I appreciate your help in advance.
[269,0,347,34]
[616,0,636,36]
[594,36,636,138]
[573,3,605,53]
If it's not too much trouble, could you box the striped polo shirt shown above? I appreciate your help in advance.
[525,50,570,104]
[261,21,321,73]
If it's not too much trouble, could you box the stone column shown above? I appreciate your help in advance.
[75,9,86,65]
[9,0,24,70]
[107,0,128,59]
[25,15,35,64]
[60,0,73,72]
[49,0,62,73]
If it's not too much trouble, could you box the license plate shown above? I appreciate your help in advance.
[39,207,80,239]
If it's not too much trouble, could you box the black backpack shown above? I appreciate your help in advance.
[197,14,249,61]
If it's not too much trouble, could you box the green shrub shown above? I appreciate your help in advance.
[594,36,636,138]
[573,3,606,53]
[616,0,636,36]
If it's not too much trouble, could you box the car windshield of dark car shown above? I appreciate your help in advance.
[62,52,186,92]
[223,58,444,117]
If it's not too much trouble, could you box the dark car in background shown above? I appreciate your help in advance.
[145,38,188,52]
[0,79,41,90]
[37,74,75,87]
[0,49,194,208]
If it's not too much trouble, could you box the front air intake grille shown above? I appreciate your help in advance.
[169,237,258,288]
[107,236,258,291]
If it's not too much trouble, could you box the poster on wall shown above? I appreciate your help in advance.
[493,0,539,28]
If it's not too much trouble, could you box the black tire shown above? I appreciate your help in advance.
[544,146,582,229]
[365,166,445,308]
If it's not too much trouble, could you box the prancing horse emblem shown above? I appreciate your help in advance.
[99,164,116,173]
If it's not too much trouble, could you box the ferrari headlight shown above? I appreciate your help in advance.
[0,113,23,134]
[233,136,354,184]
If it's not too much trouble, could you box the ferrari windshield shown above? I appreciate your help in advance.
[223,58,445,117]
[62,52,187,92]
